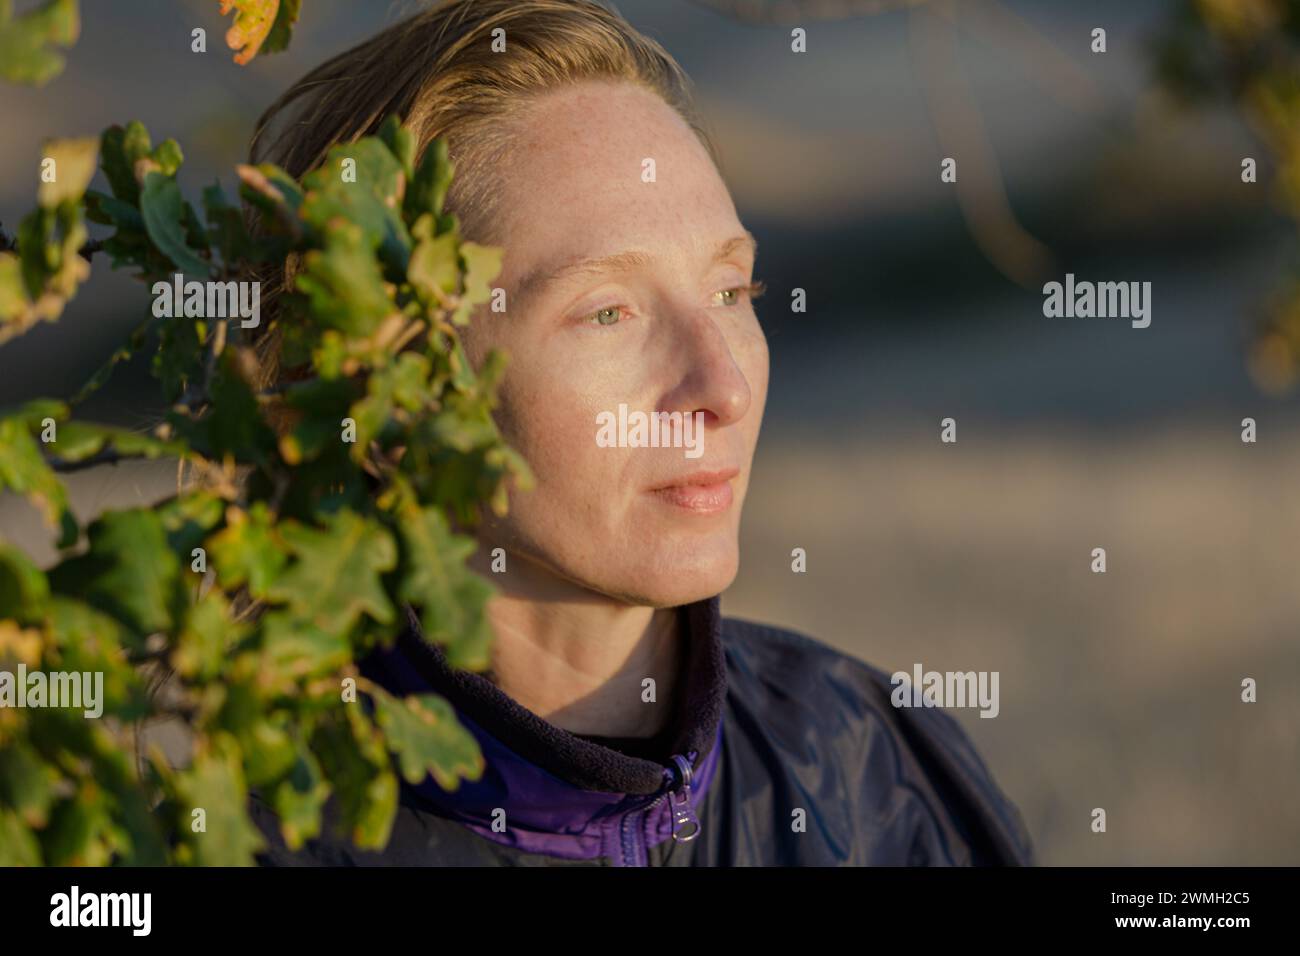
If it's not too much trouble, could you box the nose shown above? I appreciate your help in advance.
[658,307,752,428]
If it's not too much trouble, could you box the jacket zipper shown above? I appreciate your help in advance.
[619,751,700,866]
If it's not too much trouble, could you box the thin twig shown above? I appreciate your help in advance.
[907,0,1053,285]
[78,237,105,261]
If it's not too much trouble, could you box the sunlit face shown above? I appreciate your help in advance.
[460,79,769,608]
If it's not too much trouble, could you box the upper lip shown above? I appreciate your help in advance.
[648,467,740,491]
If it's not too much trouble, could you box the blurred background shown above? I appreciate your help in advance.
[1,0,1297,864]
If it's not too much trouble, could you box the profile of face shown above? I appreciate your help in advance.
[460,79,769,608]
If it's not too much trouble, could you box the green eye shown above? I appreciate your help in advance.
[715,281,764,307]
[590,307,621,326]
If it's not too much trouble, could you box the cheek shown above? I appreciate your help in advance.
[495,362,622,503]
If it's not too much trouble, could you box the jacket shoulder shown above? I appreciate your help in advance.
[718,614,1035,865]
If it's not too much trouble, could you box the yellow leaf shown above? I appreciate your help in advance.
[219,0,279,66]
[0,620,44,667]
[37,137,98,209]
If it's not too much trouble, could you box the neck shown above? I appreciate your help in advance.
[481,560,682,739]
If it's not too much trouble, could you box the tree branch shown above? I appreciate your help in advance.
[47,448,154,473]
[0,220,105,260]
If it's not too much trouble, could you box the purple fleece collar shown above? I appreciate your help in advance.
[359,597,728,861]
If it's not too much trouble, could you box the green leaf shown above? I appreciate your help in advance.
[151,309,204,403]
[0,410,70,531]
[79,723,169,865]
[452,241,504,326]
[203,180,255,266]
[406,137,454,222]
[0,194,90,344]
[348,351,431,458]
[46,420,184,465]
[268,735,329,850]
[277,376,358,464]
[0,540,49,623]
[206,502,287,599]
[378,114,415,178]
[408,228,459,304]
[140,170,211,277]
[45,596,149,718]
[42,781,114,866]
[17,208,50,299]
[153,138,184,177]
[0,743,57,829]
[238,711,297,787]
[268,509,397,635]
[369,687,483,790]
[294,223,394,337]
[300,139,410,272]
[310,707,398,849]
[98,121,152,206]
[85,188,143,230]
[257,608,351,689]
[395,503,495,670]
[235,162,304,223]
[262,0,300,55]
[48,508,182,637]
[0,810,42,865]
[428,394,499,452]
[0,398,65,428]
[169,353,277,467]
[174,591,246,682]
[156,489,225,557]
[172,734,265,865]
[0,0,79,87]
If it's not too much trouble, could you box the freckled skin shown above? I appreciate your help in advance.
[460,79,769,608]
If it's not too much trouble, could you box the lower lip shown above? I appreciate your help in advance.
[649,480,734,514]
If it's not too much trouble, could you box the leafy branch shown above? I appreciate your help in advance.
[0,115,531,865]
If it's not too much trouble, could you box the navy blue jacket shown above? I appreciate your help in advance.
[250,597,1035,866]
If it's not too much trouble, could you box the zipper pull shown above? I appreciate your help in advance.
[667,753,701,843]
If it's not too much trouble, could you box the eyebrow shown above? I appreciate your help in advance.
[515,231,757,300]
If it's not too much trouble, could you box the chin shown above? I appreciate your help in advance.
[599,538,740,608]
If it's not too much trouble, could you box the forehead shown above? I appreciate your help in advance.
[491,80,742,279]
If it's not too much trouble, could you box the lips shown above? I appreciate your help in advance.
[647,467,739,514]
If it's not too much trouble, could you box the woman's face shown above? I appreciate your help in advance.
[461,79,768,608]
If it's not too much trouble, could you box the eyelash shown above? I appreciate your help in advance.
[584,279,767,326]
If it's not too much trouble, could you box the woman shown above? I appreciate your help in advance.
[247,0,1034,866]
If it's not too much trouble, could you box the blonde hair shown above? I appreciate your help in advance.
[245,0,718,394]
